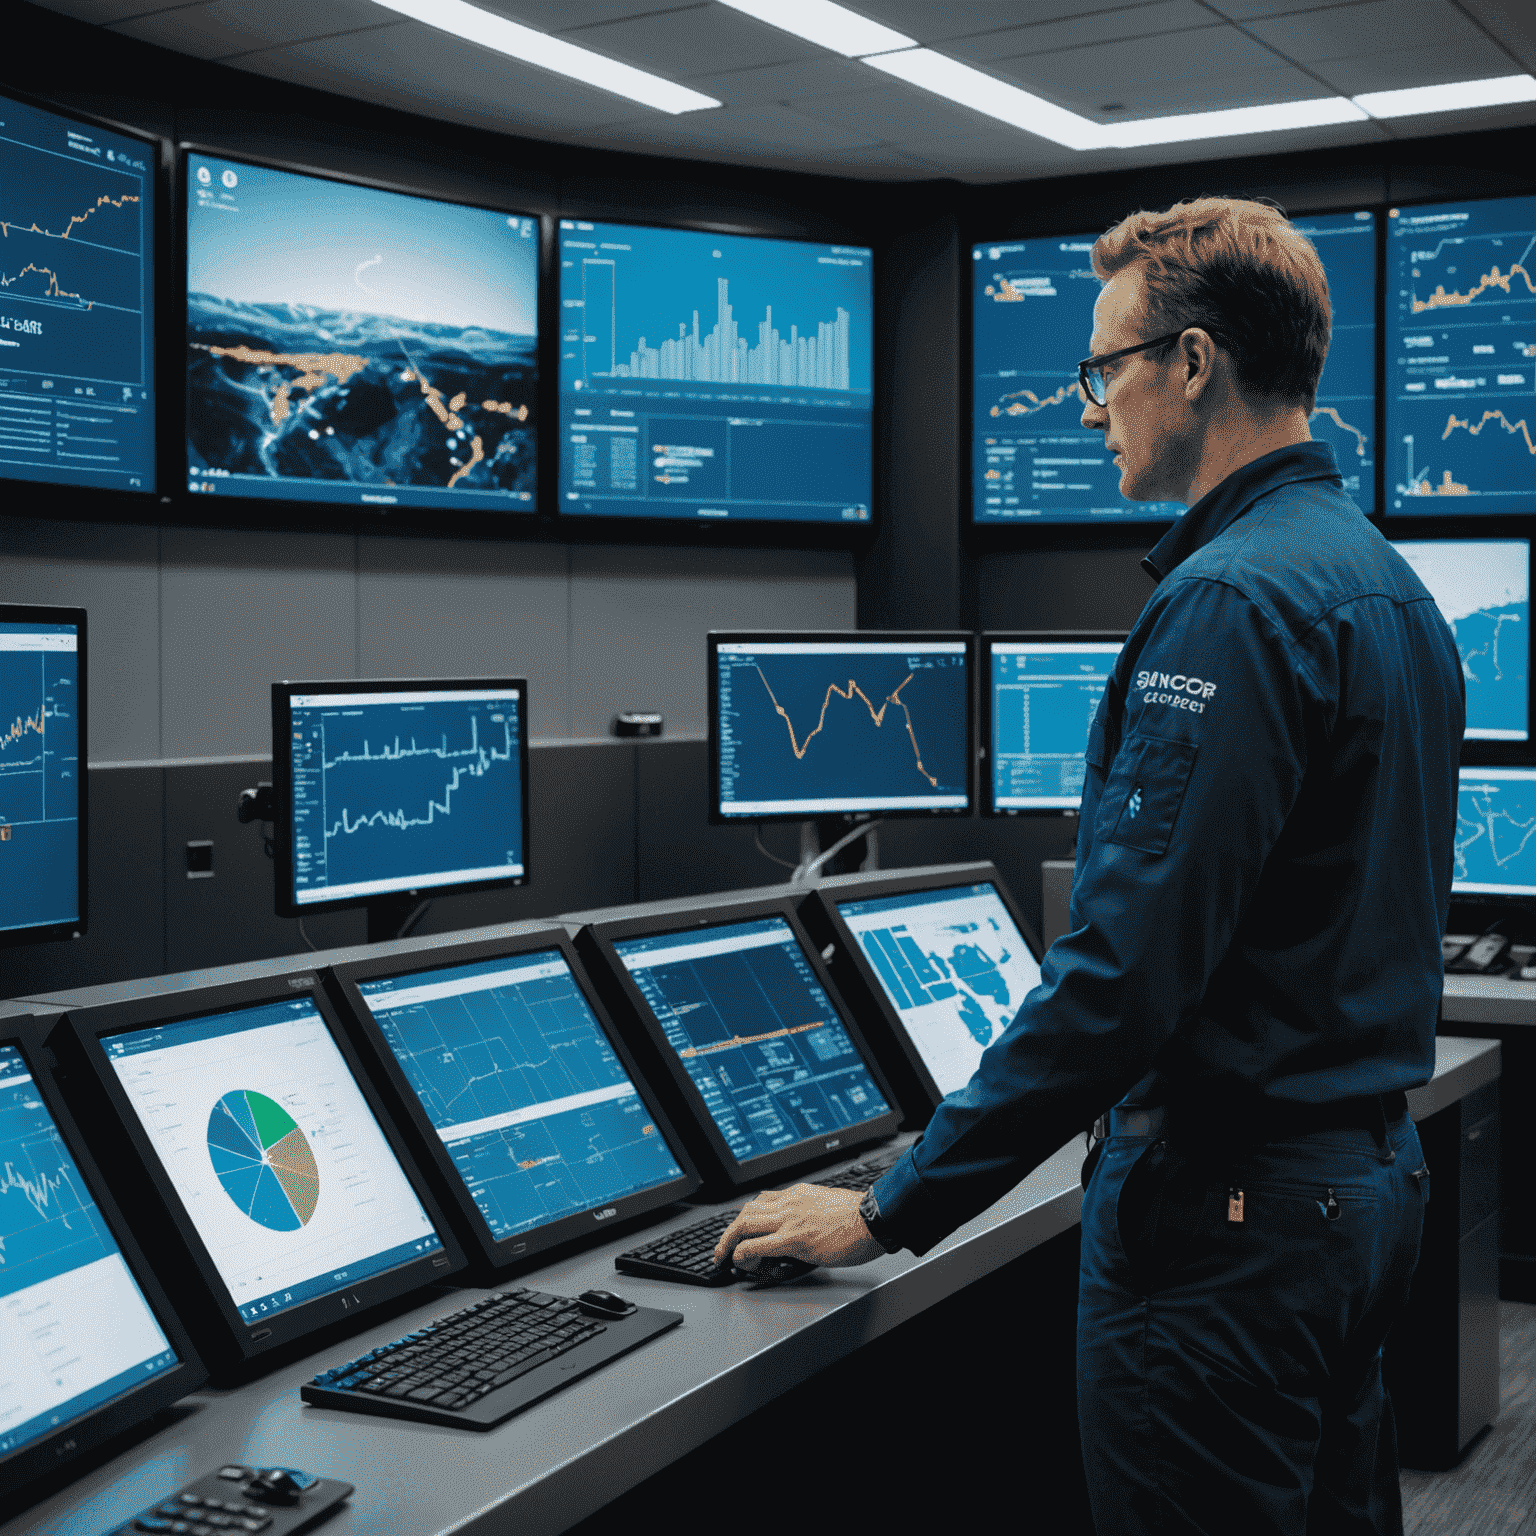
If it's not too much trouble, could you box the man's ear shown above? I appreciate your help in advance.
[1179,328,1219,403]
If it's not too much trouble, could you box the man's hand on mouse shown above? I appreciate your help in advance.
[712,1185,886,1271]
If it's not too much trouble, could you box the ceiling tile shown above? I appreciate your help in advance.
[1246,0,1492,61]
[567,4,818,79]
[1457,0,1536,72]
[1083,64,1341,115]
[686,54,873,107]
[1199,0,1370,18]
[792,79,1023,140]
[108,0,387,59]
[32,0,186,23]
[845,1,1125,44]
[579,100,885,154]
[1310,37,1520,91]
[945,2,1219,62]
[488,1,698,29]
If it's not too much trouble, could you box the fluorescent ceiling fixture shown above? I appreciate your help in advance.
[370,0,720,113]
[715,0,915,57]
[1109,97,1367,148]
[1354,75,1536,119]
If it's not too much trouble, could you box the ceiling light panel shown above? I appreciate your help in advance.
[1354,74,1536,117]
[713,0,916,58]
[1108,96,1369,147]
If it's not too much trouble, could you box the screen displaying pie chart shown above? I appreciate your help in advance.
[206,1089,320,1231]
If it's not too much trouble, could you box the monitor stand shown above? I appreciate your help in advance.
[365,894,425,946]
[794,818,880,883]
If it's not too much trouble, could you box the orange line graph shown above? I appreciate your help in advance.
[0,193,140,243]
[1409,470,1471,497]
[991,382,1074,419]
[1412,261,1536,312]
[0,262,86,304]
[1442,409,1536,455]
[1,708,44,752]
[679,1019,826,1058]
[1312,406,1368,458]
[756,666,938,788]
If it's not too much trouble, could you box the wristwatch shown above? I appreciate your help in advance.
[858,1187,903,1254]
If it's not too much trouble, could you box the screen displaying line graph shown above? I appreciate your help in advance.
[0,90,155,494]
[714,637,970,819]
[1387,195,1536,514]
[1455,767,1536,896]
[0,618,80,936]
[284,684,526,909]
[557,219,873,524]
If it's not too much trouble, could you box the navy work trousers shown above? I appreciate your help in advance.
[1077,1113,1428,1534]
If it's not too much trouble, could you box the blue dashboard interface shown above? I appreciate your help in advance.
[1387,194,1536,514]
[187,153,538,514]
[715,638,970,818]
[286,685,525,907]
[613,917,891,1166]
[358,951,686,1240]
[103,997,444,1323]
[1455,767,1536,896]
[989,639,1121,809]
[0,1044,178,1462]
[1393,540,1528,740]
[557,220,872,524]
[0,619,81,935]
[836,882,1042,1099]
[0,91,155,494]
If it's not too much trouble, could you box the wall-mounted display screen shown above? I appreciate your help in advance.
[186,153,538,514]
[557,220,872,524]
[1387,194,1536,514]
[0,91,154,494]
[1455,766,1536,897]
[1393,540,1528,741]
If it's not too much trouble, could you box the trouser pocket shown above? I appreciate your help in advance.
[1115,1140,1210,1294]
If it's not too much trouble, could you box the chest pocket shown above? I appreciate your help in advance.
[1101,733,1198,856]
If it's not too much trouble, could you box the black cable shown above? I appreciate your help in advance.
[395,900,433,940]
[296,918,320,954]
[754,822,797,871]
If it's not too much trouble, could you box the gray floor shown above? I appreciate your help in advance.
[1402,1303,1536,1533]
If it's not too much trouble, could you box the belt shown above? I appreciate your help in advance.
[1095,1091,1409,1143]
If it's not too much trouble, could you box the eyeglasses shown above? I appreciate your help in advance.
[1077,329,1188,407]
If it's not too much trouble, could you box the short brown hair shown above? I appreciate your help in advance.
[1092,197,1331,409]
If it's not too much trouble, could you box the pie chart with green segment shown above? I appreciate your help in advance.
[206,1089,320,1231]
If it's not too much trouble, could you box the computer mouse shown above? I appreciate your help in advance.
[578,1288,638,1318]
[731,1255,817,1285]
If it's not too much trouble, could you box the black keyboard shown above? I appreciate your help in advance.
[301,1287,681,1430]
[811,1153,900,1193]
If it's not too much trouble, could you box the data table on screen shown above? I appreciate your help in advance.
[358,952,685,1242]
[1388,196,1536,514]
[1455,768,1536,895]
[0,92,154,494]
[558,221,872,524]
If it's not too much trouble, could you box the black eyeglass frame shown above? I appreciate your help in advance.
[1077,329,1189,406]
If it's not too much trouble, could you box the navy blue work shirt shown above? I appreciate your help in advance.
[876,440,1464,1257]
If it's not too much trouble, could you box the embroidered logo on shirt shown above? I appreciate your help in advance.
[1127,786,1142,818]
[1135,669,1216,714]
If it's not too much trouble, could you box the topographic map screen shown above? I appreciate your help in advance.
[1394,540,1528,740]
[358,951,686,1241]
[715,639,970,818]
[1455,767,1536,896]
[1387,195,1536,514]
[186,154,538,514]
[836,883,1042,1098]
[0,91,154,493]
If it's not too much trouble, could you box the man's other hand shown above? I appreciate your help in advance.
[712,1185,887,1271]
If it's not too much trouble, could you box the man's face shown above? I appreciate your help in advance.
[1080,266,1192,504]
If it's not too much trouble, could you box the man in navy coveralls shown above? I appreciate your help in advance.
[717,197,1464,1535]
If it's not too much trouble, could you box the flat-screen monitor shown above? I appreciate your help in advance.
[0,1026,203,1503]
[557,219,872,525]
[0,606,86,946]
[0,90,155,495]
[709,632,972,822]
[1393,539,1529,741]
[1293,209,1377,514]
[1387,193,1536,514]
[326,930,699,1271]
[186,150,539,515]
[806,865,1043,1120]
[970,230,1182,524]
[1454,766,1536,898]
[983,632,1122,813]
[63,974,465,1369]
[271,679,529,921]
[577,900,901,1189]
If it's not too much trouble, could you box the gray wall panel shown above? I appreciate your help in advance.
[978,546,1158,634]
[0,516,161,763]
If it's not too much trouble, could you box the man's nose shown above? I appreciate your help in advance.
[1081,393,1106,431]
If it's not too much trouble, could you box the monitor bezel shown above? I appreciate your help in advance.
[61,971,468,1372]
[980,629,1125,817]
[1451,763,1536,908]
[0,1020,205,1507]
[0,603,89,948]
[577,895,903,1192]
[706,629,976,827]
[323,926,701,1274]
[802,863,1044,1123]
[269,676,532,920]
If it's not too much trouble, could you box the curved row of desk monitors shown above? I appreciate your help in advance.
[2,861,1043,1504]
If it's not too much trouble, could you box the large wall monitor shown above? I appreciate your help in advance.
[984,632,1122,813]
[1387,193,1536,514]
[709,632,972,822]
[1393,539,1529,742]
[326,930,699,1272]
[63,974,465,1368]
[578,900,901,1189]
[186,151,539,514]
[271,679,529,921]
[1454,766,1536,899]
[0,91,155,495]
[0,1028,203,1502]
[0,605,86,946]
[557,220,873,525]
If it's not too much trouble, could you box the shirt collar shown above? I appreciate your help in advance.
[1141,440,1342,582]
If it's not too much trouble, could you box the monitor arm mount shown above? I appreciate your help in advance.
[793,818,882,884]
